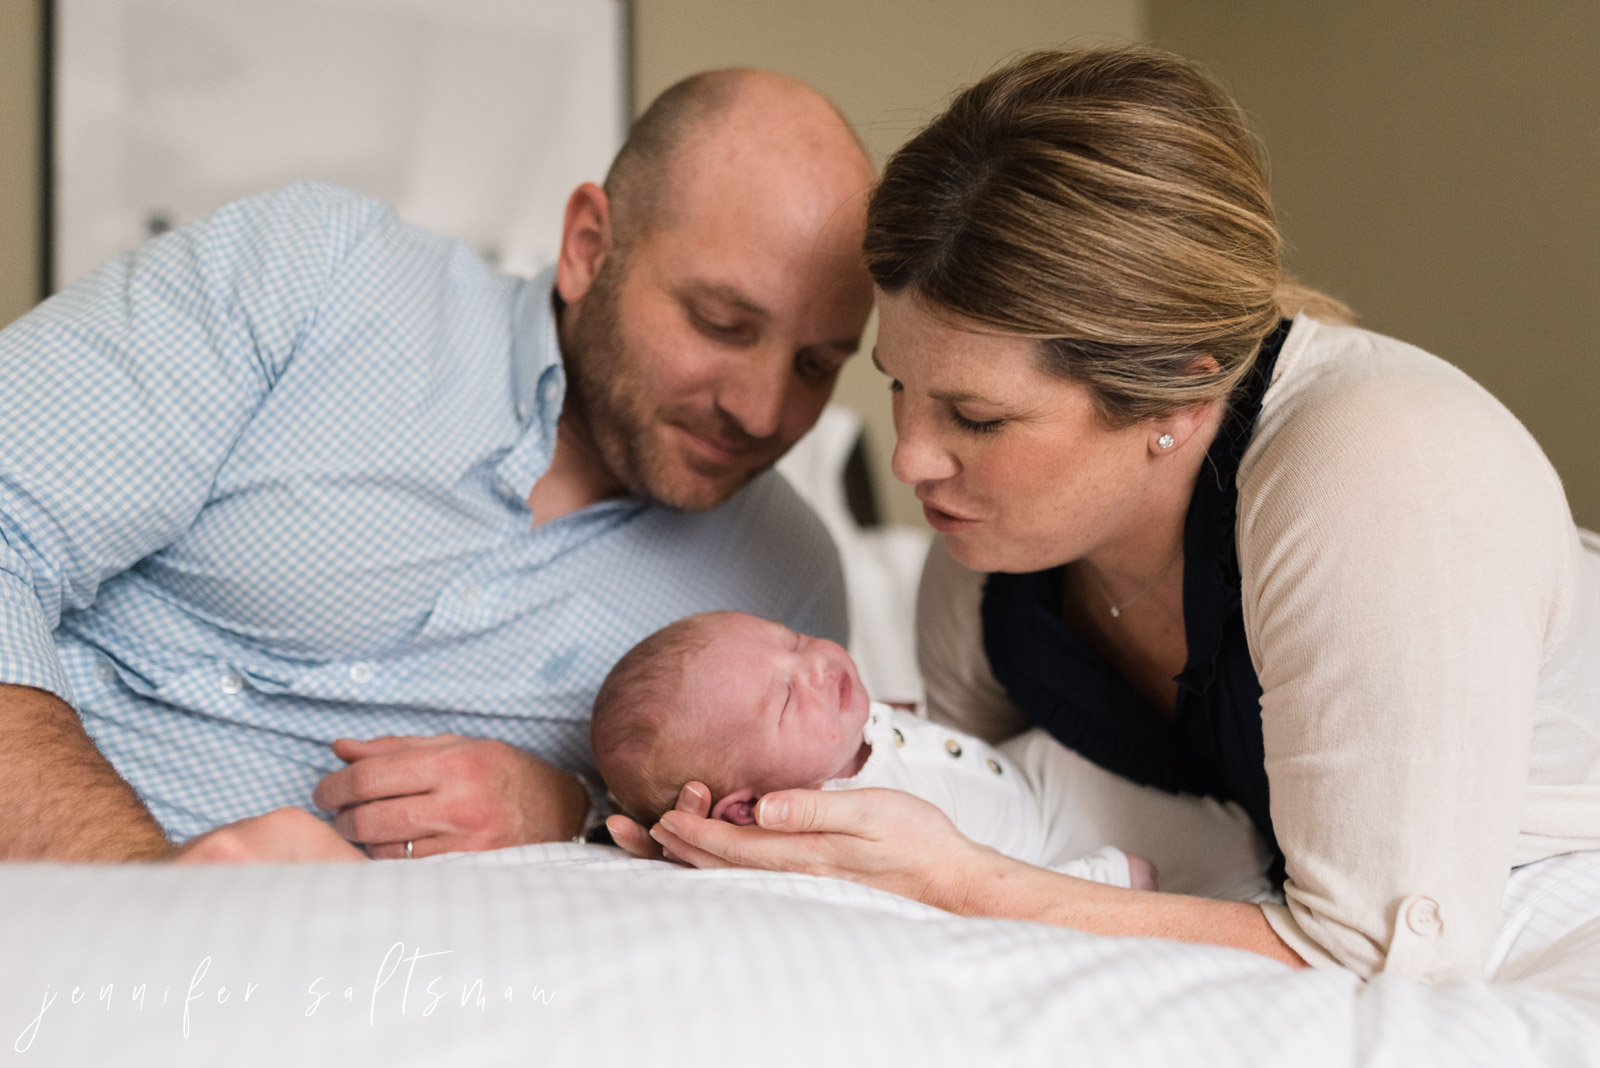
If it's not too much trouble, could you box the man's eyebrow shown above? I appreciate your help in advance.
[683,282,769,319]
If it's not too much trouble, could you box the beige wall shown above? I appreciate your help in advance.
[0,0,42,328]
[1149,1,1600,527]
[634,0,1147,527]
[12,2,1593,527]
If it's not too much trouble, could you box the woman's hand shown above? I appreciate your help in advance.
[635,783,1006,914]
[606,782,713,862]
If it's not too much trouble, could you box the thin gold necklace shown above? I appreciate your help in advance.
[1084,548,1184,619]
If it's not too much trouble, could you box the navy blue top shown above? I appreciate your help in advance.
[981,321,1292,883]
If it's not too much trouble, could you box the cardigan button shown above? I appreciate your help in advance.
[944,739,963,758]
[893,728,905,748]
[1404,896,1443,936]
[985,758,1002,775]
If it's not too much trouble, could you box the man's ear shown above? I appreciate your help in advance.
[555,182,614,308]
[710,788,760,826]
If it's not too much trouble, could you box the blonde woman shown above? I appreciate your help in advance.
[620,47,1600,983]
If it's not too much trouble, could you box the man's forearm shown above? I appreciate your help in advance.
[0,684,171,861]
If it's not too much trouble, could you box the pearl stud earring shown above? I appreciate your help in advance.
[1157,433,1175,450]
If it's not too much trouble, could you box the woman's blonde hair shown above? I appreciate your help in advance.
[864,46,1351,426]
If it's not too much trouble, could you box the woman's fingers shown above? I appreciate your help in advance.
[754,787,889,837]
[655,787,992,913]
[655,788,911,872]
[673,781,712,818]
[648,821,739,869]
[606,814,662,859]
[656,809,826,873]
[605,784,713,861]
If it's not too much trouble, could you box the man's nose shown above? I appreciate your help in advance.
[715,351,790,441]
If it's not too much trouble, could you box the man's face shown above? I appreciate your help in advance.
[560,151,873,512]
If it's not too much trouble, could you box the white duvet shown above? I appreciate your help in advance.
[10,406,1599,1063]
[4,844,1599,1066]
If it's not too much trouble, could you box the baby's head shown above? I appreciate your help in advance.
[592,611,871,826]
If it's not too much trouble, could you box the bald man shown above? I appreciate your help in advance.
[0,69,876,862]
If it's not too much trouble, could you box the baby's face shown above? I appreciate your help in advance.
[681,614,872,794]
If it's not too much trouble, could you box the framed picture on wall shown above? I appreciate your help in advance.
[48,0,631,291]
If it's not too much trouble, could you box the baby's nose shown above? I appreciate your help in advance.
[805,650,834,690]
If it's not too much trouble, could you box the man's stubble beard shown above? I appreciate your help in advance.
[561,257,769,513]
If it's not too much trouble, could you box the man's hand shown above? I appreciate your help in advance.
[173,807,366,864]
[313,734,589,859]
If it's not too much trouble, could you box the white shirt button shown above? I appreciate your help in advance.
[459,586,479,606]
[219,671,244,694]
[1404,896,1443,936]
[348,662,375,684]
[516,400,530,421]
[96,660,116,682]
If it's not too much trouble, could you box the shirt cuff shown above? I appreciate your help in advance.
[1259,902,1346,972]
[570,770,611,844]
[0,565,75,708]
[1263,891,1468,982]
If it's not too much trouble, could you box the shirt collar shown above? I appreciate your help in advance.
[497,267,569,503]
[510,266,566,427]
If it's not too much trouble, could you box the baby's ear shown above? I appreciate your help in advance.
[710,788,760,826]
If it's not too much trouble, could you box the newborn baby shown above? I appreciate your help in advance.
[592,610,1160,890]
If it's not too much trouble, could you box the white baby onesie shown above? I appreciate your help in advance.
[823,703,1274,900]
[822,703,1133,887]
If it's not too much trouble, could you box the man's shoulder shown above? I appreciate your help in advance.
[196,182,457,275]
[618,471,848,642]
[633,469,833,559]
[215,181,391,225]
[722,469,836,545]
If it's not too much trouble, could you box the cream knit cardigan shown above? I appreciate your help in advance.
[916,314,1600,982]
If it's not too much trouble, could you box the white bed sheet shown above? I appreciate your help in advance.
[4,845,1599,1066]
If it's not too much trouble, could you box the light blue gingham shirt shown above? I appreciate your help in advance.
[0,182,847,842]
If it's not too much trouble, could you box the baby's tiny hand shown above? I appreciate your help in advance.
[1127,853,1158,892]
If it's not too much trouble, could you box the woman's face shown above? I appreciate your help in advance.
[875,290,1161,574]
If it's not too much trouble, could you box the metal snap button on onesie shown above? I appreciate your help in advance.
[944,739,963,758]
